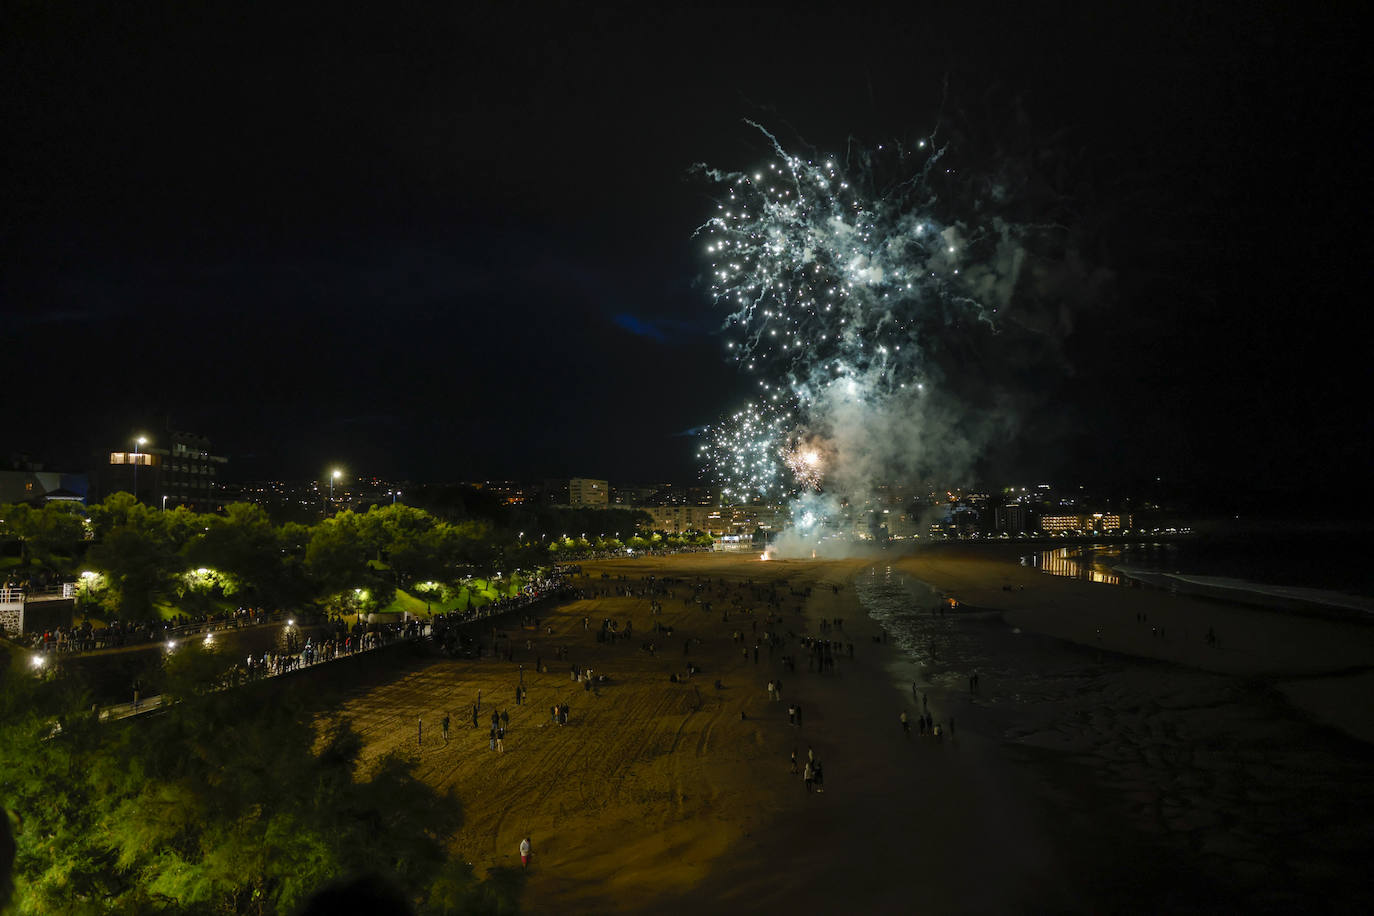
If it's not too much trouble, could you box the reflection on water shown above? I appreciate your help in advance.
[855,562,1374,911]
[1026,546,1124,585]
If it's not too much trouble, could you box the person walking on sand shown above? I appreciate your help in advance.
[791,748,799,774]
[520,836,532,868]
[472,703,479,729]
[442,714,450,744]
[496,725,505,753]
[803,760,814,793]
[900,710,910,736]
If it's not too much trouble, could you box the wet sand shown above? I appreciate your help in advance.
[896,545,1374,912]
[330,548,1374,912]
[897,545,1374,740]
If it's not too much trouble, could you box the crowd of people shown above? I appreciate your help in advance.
[25,606,281,656]
[234,619,417,683]
[13,567,579,665]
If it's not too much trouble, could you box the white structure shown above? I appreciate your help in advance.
[0,583,76,636]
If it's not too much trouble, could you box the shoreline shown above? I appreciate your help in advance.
[925,539,1374,618]
[891,548,1374,909]
[895,545,1374,748]
[1111,565,1374,617]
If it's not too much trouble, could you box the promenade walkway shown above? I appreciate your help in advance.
[87,577,574,722]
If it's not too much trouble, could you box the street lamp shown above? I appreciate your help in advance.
[329,469,342,516]
[132,436,148,501]
[162,495,168,512]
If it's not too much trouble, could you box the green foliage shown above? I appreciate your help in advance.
[181,503,309,608]
[84,491,139,538]
[0,648,520,914]
[64,493,666,623]
[305,511,370,595]
[0,652,122,915]
[361,505,464,587]
[84,521,184,619]
[0,502,87,571]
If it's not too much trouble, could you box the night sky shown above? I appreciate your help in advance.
[5,5,1368,506]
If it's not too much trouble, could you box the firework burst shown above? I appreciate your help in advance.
[780,439,825,491]
[696,122,1013,501]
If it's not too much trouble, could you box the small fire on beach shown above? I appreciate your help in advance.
[759,550,772,561]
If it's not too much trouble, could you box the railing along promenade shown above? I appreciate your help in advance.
[85,580,571,722]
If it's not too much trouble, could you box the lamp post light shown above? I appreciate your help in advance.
[132,436,147,501]
[329,469,342,516]
[162,495,168,512]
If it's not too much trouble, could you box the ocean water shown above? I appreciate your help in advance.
[852,562,1374,911]
[1024,531,1374,612]
[852,563,1101,735]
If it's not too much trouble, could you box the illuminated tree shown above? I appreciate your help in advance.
[0,648,523,913]
[84,522,181,619]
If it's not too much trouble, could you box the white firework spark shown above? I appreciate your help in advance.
[696,122,1013,501]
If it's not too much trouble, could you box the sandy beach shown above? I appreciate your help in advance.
[329,547,1374,913]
